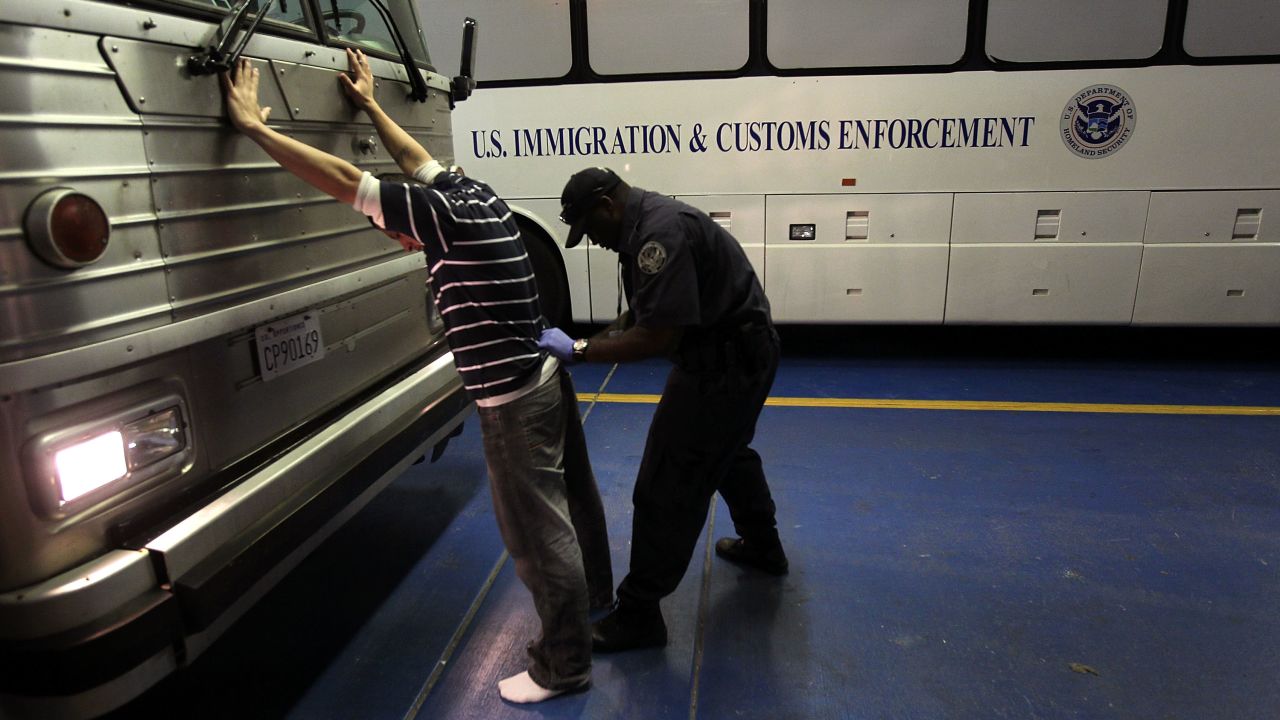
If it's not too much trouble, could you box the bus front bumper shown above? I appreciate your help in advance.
[0,353,471,720]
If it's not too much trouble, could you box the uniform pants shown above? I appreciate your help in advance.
[477,368,613,690]
[617,331,781,612]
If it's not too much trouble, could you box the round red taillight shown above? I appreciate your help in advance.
[24,188,111,269]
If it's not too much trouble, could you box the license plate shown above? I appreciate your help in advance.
[255,311,325,381]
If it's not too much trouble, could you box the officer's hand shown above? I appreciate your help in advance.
[538,327,575,362]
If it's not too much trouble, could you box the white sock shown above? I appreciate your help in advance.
[498,671,575,704]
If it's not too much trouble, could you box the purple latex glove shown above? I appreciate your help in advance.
[538,327,575,362]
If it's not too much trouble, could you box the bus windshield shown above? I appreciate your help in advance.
[176,0,310,29]
[319,0,407,58]
[146,0,433,64]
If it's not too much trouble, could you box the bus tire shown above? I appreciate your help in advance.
[519,219,571,329]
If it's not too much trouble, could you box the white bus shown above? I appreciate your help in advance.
[420,0,1280,327]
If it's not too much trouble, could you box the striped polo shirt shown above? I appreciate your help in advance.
[353,162,549,406]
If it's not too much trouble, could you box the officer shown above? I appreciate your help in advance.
[539,167,788,652]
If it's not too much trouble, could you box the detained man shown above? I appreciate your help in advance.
[221,52,612,702]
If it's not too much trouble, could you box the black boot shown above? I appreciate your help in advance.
[591,603,667,653]
[714,537,789,575]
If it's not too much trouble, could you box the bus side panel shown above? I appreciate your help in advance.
[762,194,951,323]
[448,66,1280,325]
[105,38,447,475]
[947,192,1148,324]
[188,273,433,472]
[102,38,409,320]
[450,67,1280,197]
[1134,190,1280,325]
[0,25,170,363]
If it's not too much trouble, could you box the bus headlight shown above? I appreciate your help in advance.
[123,407,186,471]
[28,398,191,517]
[55,431,129,503]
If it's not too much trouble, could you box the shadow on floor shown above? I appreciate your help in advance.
[103,453,487,720]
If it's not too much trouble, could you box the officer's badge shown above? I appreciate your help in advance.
[637,241,668,274]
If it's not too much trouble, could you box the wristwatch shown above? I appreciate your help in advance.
[571,337,589,362]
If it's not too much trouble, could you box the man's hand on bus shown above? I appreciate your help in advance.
[338,47,432,174]
[339,48,378,112]
[221,58,272,133]
[219,56,363,205]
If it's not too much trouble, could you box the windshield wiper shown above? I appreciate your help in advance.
[186,0,428,104]
[363,0,429,102]
[188,0,276,76]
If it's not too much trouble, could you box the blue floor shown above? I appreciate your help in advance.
[109,328,1280,720]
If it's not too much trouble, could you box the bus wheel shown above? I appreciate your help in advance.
[522,222,571,328]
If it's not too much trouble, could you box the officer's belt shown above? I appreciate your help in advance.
[674,319,774,372]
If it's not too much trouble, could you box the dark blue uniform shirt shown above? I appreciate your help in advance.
[617,188,772,354]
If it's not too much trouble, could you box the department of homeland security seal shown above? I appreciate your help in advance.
[1060,85,1136,158]
[637,240,667,274]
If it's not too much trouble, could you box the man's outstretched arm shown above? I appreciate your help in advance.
[338,48,433,174]
[221,58,363,204]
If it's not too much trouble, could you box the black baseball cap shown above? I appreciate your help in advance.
[559,167,621,248]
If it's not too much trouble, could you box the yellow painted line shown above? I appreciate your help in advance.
[577,392,1280,416]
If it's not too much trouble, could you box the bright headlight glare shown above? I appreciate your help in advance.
[123,407,186,470]
[55,431,128,503]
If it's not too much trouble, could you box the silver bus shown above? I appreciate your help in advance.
[0,1,524,717]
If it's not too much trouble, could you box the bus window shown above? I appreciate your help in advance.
[421,0,571,81]
[321,0,403,56]
[182,0,311,30]
[767,0,968,70]
[986,0,1167,63]
[1184,0,1280,58]
[586,0,749,75]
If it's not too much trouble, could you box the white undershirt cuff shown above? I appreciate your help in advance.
[412,160,446,184]
[352,171,384,228]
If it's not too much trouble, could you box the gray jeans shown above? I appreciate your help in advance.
[477,367,613,690]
